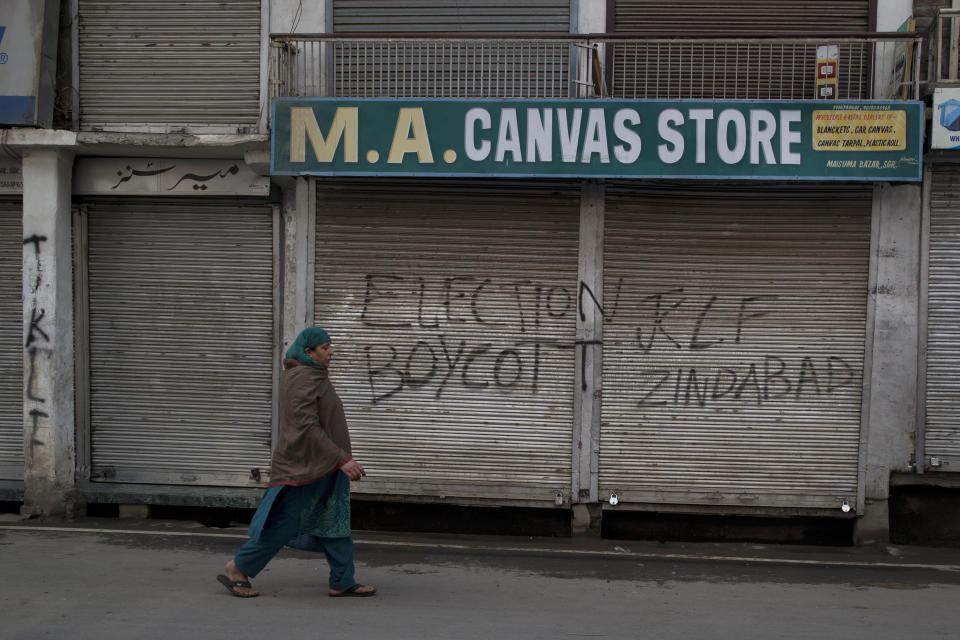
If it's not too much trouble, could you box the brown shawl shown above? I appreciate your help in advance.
[269,359,352,486]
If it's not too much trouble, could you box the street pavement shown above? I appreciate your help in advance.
[2,514,960,640]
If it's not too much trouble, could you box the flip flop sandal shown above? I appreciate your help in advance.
[329,584,377,597]
[217,574,259,598]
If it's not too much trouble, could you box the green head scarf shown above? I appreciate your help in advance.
[285,327,331,367]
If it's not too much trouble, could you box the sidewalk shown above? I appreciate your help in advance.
[2,515,959,640]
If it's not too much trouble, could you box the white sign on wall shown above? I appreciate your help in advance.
[932,88,960,150]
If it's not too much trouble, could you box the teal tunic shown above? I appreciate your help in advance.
[247,470,352,545]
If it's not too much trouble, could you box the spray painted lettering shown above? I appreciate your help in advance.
[23,234,51,447]
[358,274,575,404]
[603,283,859,410]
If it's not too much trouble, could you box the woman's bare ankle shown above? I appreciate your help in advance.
[225,559,247,581]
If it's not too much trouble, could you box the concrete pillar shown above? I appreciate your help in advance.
[572,182,604,535]
[575,0,607,97]
[21,149,76,518]
[280,176,315,354]
[855,182,922,544]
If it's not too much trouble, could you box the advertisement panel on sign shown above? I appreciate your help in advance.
[271,98,923,181]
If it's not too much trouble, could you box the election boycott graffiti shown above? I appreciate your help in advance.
[311,192,582,494]
[345,272,861,411]
[354,273,576,405]
[360,274,575,404]
[272,98,923,181]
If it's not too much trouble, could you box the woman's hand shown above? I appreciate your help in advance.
[340,459,366,481]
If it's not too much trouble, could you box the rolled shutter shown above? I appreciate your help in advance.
[614,0,870,33]
[78,0,262,132]
[0,199,23,480]
[83,198,276,486]
[926,168,960,471]
[314,179,579,504]
[611,0,872,99]
[600,183,871,510]
[330,0,573,98]
[333,0,572,32]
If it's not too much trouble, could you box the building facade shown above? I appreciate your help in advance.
[0,0,950,543]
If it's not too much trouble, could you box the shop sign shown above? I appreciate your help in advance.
[932,88,960,150]
[272,98,923,181]
[73,159,270,196]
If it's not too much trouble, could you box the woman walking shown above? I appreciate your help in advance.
[217,327,376,598]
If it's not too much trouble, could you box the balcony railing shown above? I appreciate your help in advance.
[271,33,923,103]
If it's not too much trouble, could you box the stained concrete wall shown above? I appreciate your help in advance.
[270,0,325,32]
[21,149,76,517]
[857,182,923,542]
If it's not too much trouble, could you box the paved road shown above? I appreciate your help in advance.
[2,516,959,640]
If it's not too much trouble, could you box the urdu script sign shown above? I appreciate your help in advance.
[271,98,923,181]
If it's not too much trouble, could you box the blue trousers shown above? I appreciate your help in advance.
[233,483,356,590]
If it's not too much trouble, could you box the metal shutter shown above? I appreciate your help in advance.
[333,0,572,32]
[926,167,960,471]
[614,0,870,33]
[78,0,261,132]
[83,199,276,486]
[330,0,573,98]
[0,199,23,481]
[600,183,871,510]
[314,179,579,505]
[611,0,872,99]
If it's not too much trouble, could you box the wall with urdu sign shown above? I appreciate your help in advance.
[271,98,923,182]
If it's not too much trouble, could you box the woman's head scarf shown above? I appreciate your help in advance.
[285,327,331,367]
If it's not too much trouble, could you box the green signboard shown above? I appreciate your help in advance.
[271,98,923,181]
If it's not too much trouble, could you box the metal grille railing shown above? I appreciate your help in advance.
[270,34,922,102]
[609,40,871,100]
[273,38,574,98]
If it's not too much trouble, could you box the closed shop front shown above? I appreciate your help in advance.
[78,0,262,132]
[0,198,23,481]
[610,0,872,99]
[77,198,277,486]
[924,167,960,472]
[333,0,571,32]
[331,0,573,98]
[600,184,872,510]
[314,180,579,504]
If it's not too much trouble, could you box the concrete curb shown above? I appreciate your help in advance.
[3,523,959,573]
